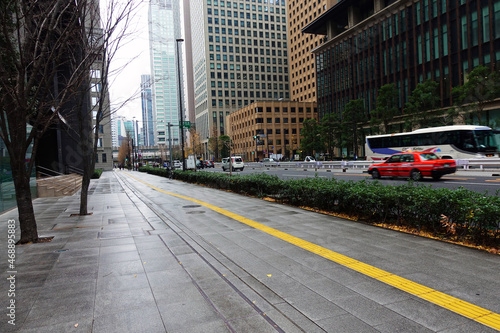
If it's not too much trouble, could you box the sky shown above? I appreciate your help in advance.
[106,0,150,124]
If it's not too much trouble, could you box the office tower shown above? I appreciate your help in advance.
[188,0,290,140]
[148,0,183,147]
[141,75,155,146]
[182,0,196,124]
[304,0,500,125]
[287,0,333,102]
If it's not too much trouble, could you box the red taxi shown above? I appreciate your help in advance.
[368,152,456,181]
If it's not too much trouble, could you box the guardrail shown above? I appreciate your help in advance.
[240,158,500,171]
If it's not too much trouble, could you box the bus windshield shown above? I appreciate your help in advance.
[473,130,499,152]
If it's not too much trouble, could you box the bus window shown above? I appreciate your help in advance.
[473,130,499,152]
[459,131,476,151]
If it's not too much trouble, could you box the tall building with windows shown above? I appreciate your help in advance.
[287,0,333,102]
[304,0,500,125]
[188,0,290,141]
[141,75,155,146]
[149,0,183,146]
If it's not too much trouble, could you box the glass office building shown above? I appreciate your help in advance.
[304,0,500,125]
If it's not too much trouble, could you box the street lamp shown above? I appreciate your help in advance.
[176,38,185,171]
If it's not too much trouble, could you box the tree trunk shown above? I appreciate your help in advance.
[11,164,38,244]
[79,169,91,215]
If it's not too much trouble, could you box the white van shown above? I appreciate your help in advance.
[222,156,244,171]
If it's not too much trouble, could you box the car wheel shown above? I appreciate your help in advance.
[432,174,442,180]
[410,169,422,181]
[371,169,380,179]
[240,168,244,171]
[222,167,225,171]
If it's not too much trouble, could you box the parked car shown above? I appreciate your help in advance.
[368,152,456,181]
[261,158,276,162]
[204,160,215,168]
[222,156,244,171]
[304,156,316,162]
[173,160,182,169]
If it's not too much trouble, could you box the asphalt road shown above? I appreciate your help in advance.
[200,165,500,195]
[116,170,500,332]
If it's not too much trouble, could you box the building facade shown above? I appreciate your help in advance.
[189,0,291,142]
[228,101,317,161]
[141,75,155,146]
[148,0,183,146]
[304,0,500,125]
[287,0,334,102]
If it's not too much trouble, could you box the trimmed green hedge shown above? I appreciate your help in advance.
[91,169,103,179]
[138,167,500,248]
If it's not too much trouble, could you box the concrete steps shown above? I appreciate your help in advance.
[36,173,82,198]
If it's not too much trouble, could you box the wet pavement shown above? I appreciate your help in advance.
[0,170,499,332]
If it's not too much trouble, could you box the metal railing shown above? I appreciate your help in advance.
[242,158,500,171]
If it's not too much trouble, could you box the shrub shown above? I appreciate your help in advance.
[91,169,103,179]
[138,169,500,248]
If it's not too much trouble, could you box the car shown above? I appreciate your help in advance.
[304,156,316,162]
[196,160,205,169]
[222,156,244,171]
[204,160,215,168]
[261,158,276,162]
[173,160,182,169]
[368,152,457,181]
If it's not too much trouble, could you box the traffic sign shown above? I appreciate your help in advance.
[180,121,191,129]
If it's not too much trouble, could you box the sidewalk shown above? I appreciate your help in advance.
[0,171,231,332]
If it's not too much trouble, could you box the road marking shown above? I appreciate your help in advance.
[486,179,500,183]
[123,172,500,331]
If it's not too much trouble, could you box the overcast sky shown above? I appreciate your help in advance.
[107,0,150,124]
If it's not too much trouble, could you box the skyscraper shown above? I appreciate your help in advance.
[188,0,290,141]
[141,75,155,146]
[148,0,183,146]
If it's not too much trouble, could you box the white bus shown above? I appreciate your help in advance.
[365,125,499,161]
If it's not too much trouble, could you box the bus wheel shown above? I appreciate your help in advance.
[371,169,381,179]
[410,169,422,181]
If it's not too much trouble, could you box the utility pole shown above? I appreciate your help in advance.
[176,38,185,171]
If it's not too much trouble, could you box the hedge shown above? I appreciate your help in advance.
[138,167,500,248]
[91,169,103,179]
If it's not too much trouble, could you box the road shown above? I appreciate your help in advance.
[200,165,500,195]
[115,170,500,332]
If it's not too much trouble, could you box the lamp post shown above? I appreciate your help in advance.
[176,38,185,171]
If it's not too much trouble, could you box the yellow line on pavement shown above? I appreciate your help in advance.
[124,172,500,331]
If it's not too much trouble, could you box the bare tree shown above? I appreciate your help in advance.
[0,1,97,243]
[0,0,141,243]
[73,0,141,215]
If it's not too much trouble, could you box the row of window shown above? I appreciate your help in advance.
[208,43,288,54]
[208,6,282,15]
[209,72,289,82]
[207,0,285,9]
[207,14,284,25]
[208,93,291,108]
[210,88,289,98]
[211,79,287,88]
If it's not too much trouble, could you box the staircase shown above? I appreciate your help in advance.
[36,173,82,198]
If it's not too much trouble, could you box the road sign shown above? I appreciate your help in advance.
[180,121,191,129]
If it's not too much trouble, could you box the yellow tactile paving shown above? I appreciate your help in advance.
[124,172,500,331]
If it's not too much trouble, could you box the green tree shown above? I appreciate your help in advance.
[219,135,232,158]
[300,118,323,157]
[320,113,342,158]
[452,65,500,125]
[404,80,442,130]
[343,99,366,158]
[371,83,400,134]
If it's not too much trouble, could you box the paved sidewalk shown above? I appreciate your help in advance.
[0,171,232,332]
[1,170,499,333]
